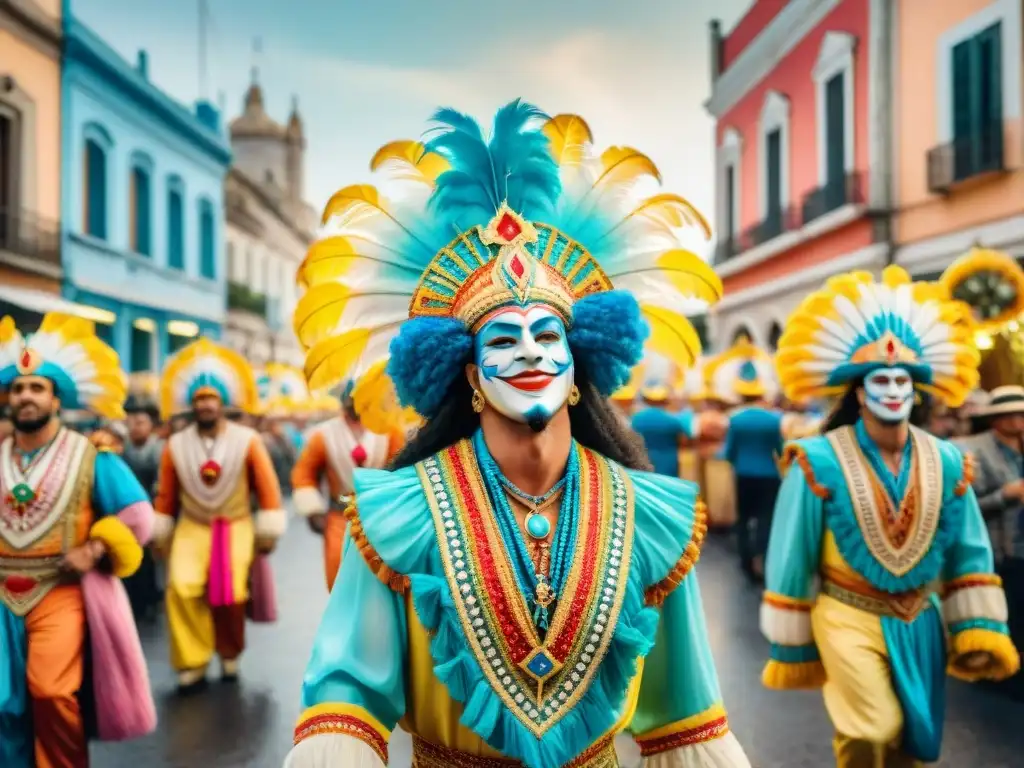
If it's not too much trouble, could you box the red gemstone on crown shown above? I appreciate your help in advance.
[496,213,522,242]
[510,255,525,279]
[200,459,222,486]
[885,338,896,362]
[20,350,31,368]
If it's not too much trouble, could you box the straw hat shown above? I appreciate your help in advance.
[974,386,1024,417]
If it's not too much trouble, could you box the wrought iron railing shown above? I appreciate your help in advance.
[927,122,1005,194]
[0,206,61,269]
[801,171,865,225]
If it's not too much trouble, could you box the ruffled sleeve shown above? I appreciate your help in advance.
[760,441,827,690]
[90,450,154,578]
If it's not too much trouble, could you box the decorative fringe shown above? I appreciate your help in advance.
[954,454,975,497]
[761,659,826,690]
[645,499,708,607]
[344,500,410,594]
[947,628,1021,682]
[781,445,831,500]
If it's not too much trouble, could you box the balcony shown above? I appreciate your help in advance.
[714,207,800,264]
[801,172,865,226]
[0,207,61,277]
[227,280,268,318]
[927,123,1004,194]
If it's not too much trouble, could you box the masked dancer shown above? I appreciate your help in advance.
[285,102,749,767]
[154,338,286,691]
[762,267,1019,766]
[0,314,156,767]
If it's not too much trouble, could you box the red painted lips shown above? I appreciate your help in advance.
[500,371,554,392]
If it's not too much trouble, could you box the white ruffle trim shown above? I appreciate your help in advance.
[759,600,813,646]
[283,733,385,768]
[292,487,328,517]
[643,732,751,767]
[255,509,288,540]
[943,584,1009,625]
[152,513,175,546]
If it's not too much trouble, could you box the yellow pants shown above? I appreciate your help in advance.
[813,595,923,768]
[166,515,254,671]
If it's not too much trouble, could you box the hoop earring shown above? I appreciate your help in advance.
[568,384,581,407]
[472,388,486,413]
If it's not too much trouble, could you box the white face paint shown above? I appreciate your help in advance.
[474,305,574,429]
[863,366,915,423]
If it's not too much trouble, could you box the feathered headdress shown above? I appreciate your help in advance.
[939,247,1024,333]
[351,360,423,435]
[257,363,310,416]
[704,336,777,403]
[159,338,258,419]
[0,313,127,418]
[294,100,720,419]
[776,266,979,407]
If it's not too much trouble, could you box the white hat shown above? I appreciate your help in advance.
[974,386,1024,417]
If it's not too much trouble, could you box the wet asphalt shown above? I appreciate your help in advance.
[91,514,1024,767]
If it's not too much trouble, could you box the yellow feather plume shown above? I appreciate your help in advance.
[595,146,662,188]
[542,114,594,167]
[623,193,712,241]
[297,237,363,289]
[653,250,724,304]
[303,329,372,393]
[320,184,389,227]
[0,315,16,342]
[641,304,703,368]
[370,140,449,185]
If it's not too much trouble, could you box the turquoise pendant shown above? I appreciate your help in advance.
[525,512,551,540]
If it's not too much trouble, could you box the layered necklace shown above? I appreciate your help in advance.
[6,429,63,511]
[474,431,580,632]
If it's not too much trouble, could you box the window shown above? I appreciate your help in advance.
[825,75,845,189]
[758,90,789,226]
[768,322,783,351]
[167,178,184,270]
[129,158,152,256]
[84,139,108,239]
[724,166,736,240]
[199,199,216,279]
[813,32,855,188]
[167,330,191,355]
[95,320,115,347]
[130,323,153,372]
[716,127,742,261]
[765,129,782,223]
[0,104,19,245]
[226,241,236,280]
[952,22,1003,178]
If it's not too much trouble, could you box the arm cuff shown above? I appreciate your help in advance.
[89,516,144,578]
[635,704,731,756]
[293,487,328,517]
[255,509,288,540]
[760,592,814,645]
[284,733,386,768]
[152,513,175,547]
[762,645,825,690]
[947,625,1021,682]
[292,703,389,763]
[642,731,749,767]
[943,574,1008,625]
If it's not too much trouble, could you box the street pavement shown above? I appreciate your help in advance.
[93,515,1024,767]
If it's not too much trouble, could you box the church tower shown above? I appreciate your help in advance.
[285,96,305,205]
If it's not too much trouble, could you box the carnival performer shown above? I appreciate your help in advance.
[285,102,749,768]
[707,337,784,581]
[0,313,156,767]
[122,395,165,619]
[762,266,1020,767]
[154,338,286,691]
[291,379,404,591]
[631,384,698,478]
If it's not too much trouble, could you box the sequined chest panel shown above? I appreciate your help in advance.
[826,426,943,580]
[417,440,634,738]
[0,431,94,615]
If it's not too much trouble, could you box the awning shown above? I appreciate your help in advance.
[0,285,116,324]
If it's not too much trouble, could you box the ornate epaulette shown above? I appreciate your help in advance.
[954,452,975,498]
[343,500,410,594]
[644,500,708,607]
[781,444,831,500]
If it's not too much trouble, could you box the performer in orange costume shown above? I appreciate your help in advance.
[153,339,286,691]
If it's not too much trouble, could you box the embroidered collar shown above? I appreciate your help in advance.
[417,439,634,736]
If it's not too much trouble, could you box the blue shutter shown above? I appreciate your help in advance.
[200,203,215,279]
[133,168,152,256]
[86,141,107,239]
[168,188,184,270]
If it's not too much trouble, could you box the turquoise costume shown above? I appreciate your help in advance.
[286,102,748,766]
[631,407,697,477]
[721,407,783,478]
[763,267,1019,767]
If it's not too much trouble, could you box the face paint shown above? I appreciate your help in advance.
[474,305,574,430]
[863,366,914,424]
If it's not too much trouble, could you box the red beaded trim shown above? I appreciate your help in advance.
[943,573,1003,597]
[637,714,730,756]
[292,713,388,763]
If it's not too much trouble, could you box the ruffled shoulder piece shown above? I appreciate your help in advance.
[781,436,835,500]
[625,470,708,607]
[817,426,964,593]
[372,438,664,768]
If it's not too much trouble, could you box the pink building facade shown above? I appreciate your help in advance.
[705,0,895,350]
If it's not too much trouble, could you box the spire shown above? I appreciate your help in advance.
[286,94,303,139]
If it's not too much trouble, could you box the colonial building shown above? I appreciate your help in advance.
[893,0,1024,277]
[0,0,90,327]
[704,0,896,350]
[61,16,232,372]
[223,74,315,368]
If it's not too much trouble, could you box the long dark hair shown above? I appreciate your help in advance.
[821,376,933,433]
[389,372,652,471]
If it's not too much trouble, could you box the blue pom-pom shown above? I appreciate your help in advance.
[388,317,473,419]
[568,291,648,397]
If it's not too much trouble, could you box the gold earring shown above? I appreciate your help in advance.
[568,384,581,407]
[471,389,485,413]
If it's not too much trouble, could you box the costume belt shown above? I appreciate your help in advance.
[821,568,932,622]
[0,554,78,616]
[411,735,618,767]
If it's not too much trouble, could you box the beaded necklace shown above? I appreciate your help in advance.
[473,430,580,632]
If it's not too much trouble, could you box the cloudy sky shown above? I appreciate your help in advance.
[73,0,752,243]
